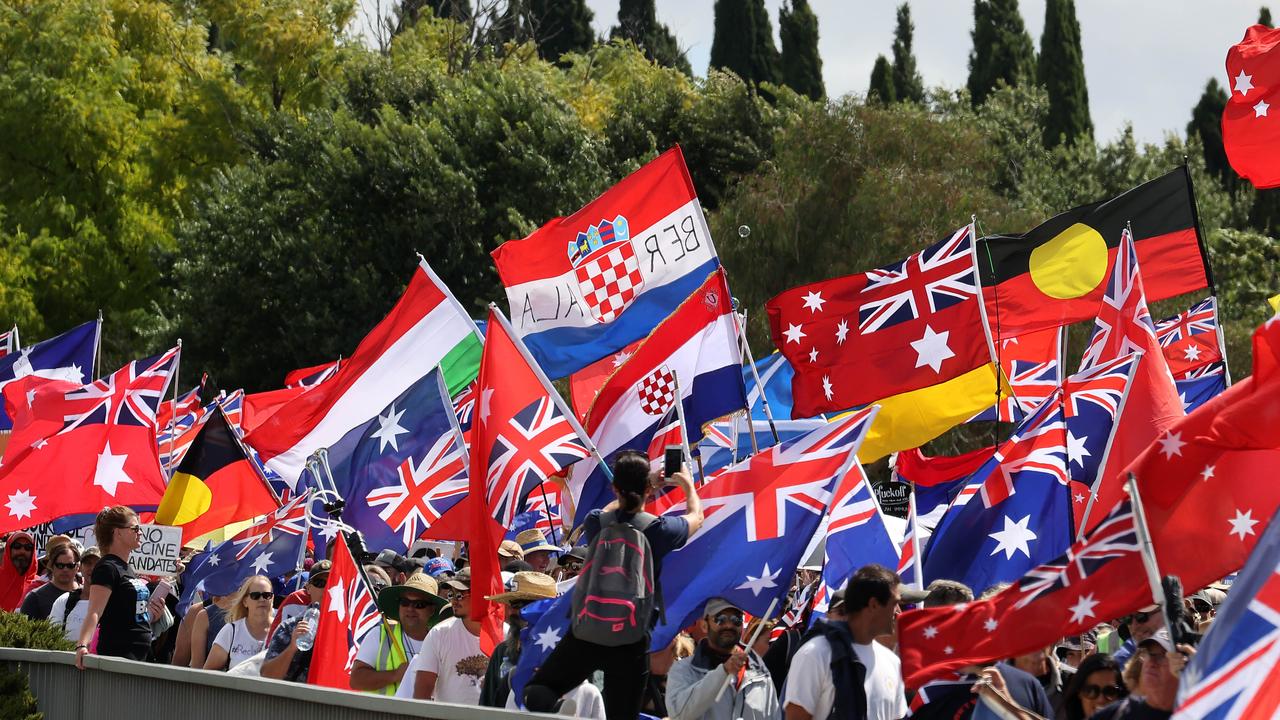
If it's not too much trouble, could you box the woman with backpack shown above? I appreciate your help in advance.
[524,450,705,720]
[203,575,275,671]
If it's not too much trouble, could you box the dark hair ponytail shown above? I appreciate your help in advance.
[611,450,651,512]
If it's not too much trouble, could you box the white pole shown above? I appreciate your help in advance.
[1125,473,1166,610]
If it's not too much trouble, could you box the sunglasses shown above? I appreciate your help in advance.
[247,591,273,601]
[125,525,143,535]
[446,589,470,601]
[1133,610,1159,624]
[309,576,327,589]
[399,598,434,609]
[1080,684,1123,701]
[562,561,583,572]
[9,542,34,552]
[53,561,78,570]
[1143,650,1170,664]
[712,613,744,627]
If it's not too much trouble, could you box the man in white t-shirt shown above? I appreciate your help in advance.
[351,572,447,696]
[783,564,917,720]
[397,567,500,704]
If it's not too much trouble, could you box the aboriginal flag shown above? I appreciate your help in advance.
[156,406,277,542]
[978,168,1212,339]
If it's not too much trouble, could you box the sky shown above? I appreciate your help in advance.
[575,0,1267,146]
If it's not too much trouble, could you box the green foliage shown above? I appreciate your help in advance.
[0,667,41,720]
[0,611,75,650]
[868,56,897,104]
[1207,227,1279,369]
[529,0,596,63]
[710,0,781,88]
[890,3,925,104]
[779,0,824,100]
[1037,0,1092,147]
[1188,79,1232,193]
[967,0,1037,107]
[610,0,691,75]
[1261,6,1273,26]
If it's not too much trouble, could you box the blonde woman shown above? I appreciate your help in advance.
[75,507,163,668]
[204,575,275,671]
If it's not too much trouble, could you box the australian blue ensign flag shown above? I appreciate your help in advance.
[0,319,99,430]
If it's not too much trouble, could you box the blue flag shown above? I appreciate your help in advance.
[0,320,98,429]
[1175,363,1228,413]
[326,368,468,554]
[814,464,900,618]
[743,351,798,421]
[697,418,826,475]
[189,492,311,596]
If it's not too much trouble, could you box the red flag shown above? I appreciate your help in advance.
[309,533,382,690]
[988,327,1063,422]
[284,360,341,389]
[156,376,205,431]
[568,340,641,422]
[0,349,180,534]
[1154,297,1224,379]
[466,307,591,652]
[767,225,992,417]
[1224,24,1280,189]
[1077,228,1183,534]
[241,385,308,435]
[893,445,997,487]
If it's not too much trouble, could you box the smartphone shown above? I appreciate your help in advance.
[152,579,172,602]
[663,446,682,479]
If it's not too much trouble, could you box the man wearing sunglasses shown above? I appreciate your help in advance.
[350,572,448,696]
[20,542,81,621]
[399,567,503,704]
[667,598,781,720]
[1110,604,1165,669]
[0,530,37,612]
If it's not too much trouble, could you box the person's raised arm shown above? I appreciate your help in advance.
[75,585,111,670]
[672,469,704,536]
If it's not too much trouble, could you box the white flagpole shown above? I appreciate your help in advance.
[9,325,19,353]
[1075,351,1142,540]
[489,305,613,483]
[906,482,924,591]
[733,307,780,444]
[1125,473,1167,610]
[669,371,699,484]
[1210,295,1233,386]
[166,338,181,477]
[92,310,103,381]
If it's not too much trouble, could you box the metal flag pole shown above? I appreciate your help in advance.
[167,338,182,478]
[1125,473,1168,612]
[733,306,780,445]
[669,371,699,484]
[907,481,924,591]
[1210,295,1234,386]
[10,324,19,353]
[93,309,103,380]
[489,305,613,483]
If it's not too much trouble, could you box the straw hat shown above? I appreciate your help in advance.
[486,571,558,604]
[515,529,559,555]
[377,571,447,620]
[498,539,525,560]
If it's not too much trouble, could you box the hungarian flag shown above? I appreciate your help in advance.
[980,169,1210,339]
[1224,24,1280,189]
[0,348,180,534]
[767,224,993,417]
[246,260,482,486]
[156,406,278,543]
[1155,297,1225,379]
[309,532,382,690]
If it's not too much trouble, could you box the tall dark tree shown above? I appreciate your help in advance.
[610,0,692,74]
[1188,78,1232,191]
[868,55,896,104]
[1250,6,1280,235]
[1261,6,1273,26]
[1037,0,1092,146]
[392,0,472,35]
[710,0,781,87]
[779,0,824,99]
[967,0,1036,106]
[890,3,925,104]
[528,0,595,62]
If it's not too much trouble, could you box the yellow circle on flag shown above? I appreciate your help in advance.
[1028,223,1109,300]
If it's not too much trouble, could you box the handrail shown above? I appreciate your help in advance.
[0,647,530,719]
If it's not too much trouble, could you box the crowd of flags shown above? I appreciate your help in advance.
[1,136,1278,718]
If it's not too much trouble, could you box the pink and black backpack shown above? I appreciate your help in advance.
[570,511,661,646]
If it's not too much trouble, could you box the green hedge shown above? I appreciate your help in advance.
[0,610,73,720]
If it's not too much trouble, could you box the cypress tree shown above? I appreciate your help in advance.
[1188,78,1232,192]
[528,0,595,62]
[868,55,897,104]
[1038,0,1092,146]
[710,0,781,87]
[1261,6,1273,26]
[779,0,824,99]
[610,0,692,74]
[967,0,1037,106]
[890,3,925,104]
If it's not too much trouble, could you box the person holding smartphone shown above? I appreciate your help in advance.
[75,506,165,668]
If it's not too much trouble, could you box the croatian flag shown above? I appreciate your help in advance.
[0,319,99,430]
[491,147,720,379]
[567,269,747,525]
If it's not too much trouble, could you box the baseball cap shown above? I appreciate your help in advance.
[1138,628,1174,653]
[703,598,740,619]
[422,556,454,578]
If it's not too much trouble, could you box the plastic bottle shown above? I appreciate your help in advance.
[294,602,321,651]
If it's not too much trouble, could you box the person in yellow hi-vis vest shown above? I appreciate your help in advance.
[349,572,449,695]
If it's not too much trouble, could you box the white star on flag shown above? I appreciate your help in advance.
[737,563,781,596]
[808,347,819,364]
[370,405,409,453]
[943,646,954,655]
[822,375,834,401]
[988,514,1037,560]
[910,324,955,373]
[983,618,998,632]
[923,626,938,639]
[611,351,632,368]
[93,441,134,497]
[1182,345,1201,362]
[1228,509,1260,541]
[6,489,36,520]
[801,291,826,313]
[327,579,347,621]
[835,319,849,345]
[207,553,221,567]
[1200,465,1215,482]
[535,626,562,652]
[1236,69,1255,96]
[1074,492,1085,504]
[480,386,495,422]
[250,551,275,575]
[1066,431,1090,467]
[1157,431,1186,459]
[1179,392,1192,412]
[783,323,807,345]
[1255,99,1270,118]
[1068,593,1099,624]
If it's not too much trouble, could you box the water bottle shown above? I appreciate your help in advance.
[294,602,321,651]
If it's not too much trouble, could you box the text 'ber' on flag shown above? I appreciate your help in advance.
[491,146,720,379]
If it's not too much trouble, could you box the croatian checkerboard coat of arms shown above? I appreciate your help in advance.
[567,215,644,324]
[638,365,677,416]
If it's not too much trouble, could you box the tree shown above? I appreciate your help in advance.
[1188,79,1232,192]
[868,55,897,104]
[710,0,781,88]
[779,0,824,100]
[967,0,1037,106]
[890,3,925,104]
[1261,6,1273,26]
[528,0,595,62]
[1037,0,1091,146]
[609,0,691,74]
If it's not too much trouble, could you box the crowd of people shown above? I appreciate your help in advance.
[0,450,1222,720]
